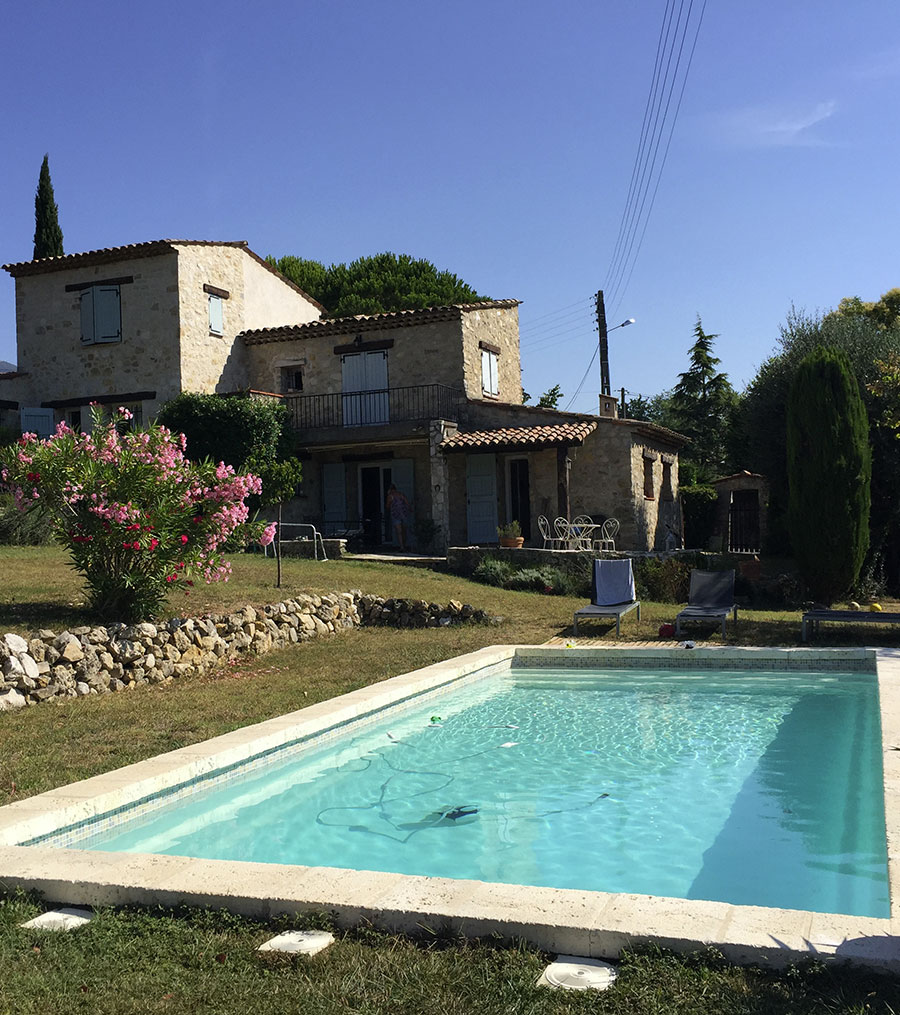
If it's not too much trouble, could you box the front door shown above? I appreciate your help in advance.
[358,459,415,546]
[359,465,389,545]
[341,351,389,425]
[466,454,498,544]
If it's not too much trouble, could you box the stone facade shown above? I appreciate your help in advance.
[2,241,321,424]
[459,303,522,403]
[243,301,522,403]
[177,244,320,399]
[7,251,182,419]
[448,401,684,551]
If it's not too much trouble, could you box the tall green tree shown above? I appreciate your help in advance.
[33,154,64,260]
[786,347,870,603]
[268,252,487,317]
[736,301,900,576]
[669,318,737,480]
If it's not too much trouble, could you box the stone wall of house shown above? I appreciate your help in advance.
[241,253,321,334]
[10,252,183,419]
[0,594,489,711]
[245,317,469,400]
[460,304,523,404]
[570,419,681,551]
[175,245,320,400]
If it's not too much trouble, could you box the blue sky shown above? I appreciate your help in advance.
[3,1,899,412]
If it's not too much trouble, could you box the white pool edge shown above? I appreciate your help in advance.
[1,644,898,971]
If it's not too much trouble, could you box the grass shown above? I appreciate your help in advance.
[2,894,899,1015]
[2,546,900,1013]
[2,546,899,803]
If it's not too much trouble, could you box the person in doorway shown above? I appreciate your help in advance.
[385,484,411,551]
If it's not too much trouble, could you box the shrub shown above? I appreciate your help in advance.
[632,556,694,603]
[472,557,515,587]
[0,408,272,620]
[156,392,288,467]
[505,566,571,595]
[0,492,55,544]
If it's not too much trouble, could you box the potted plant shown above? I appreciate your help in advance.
[497,520,524,548]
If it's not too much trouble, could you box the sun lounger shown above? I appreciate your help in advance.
[675,569,737,639]
[801,608,900,642]
[573,559,641,637]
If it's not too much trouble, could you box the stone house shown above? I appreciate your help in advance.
[2,239,686,552]
[0,240,322,433]
[241,303,686,552]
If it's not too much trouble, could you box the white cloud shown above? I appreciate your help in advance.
[712,100,837,148]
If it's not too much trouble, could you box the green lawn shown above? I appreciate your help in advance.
[2,895,898,1015]
[1,546,898,1013]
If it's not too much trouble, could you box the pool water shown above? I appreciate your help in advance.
[72,667,889,917]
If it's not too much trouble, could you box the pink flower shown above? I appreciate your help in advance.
[180,534,189,545]
[259,522,277,547]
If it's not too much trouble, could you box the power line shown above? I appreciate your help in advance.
[608,0,707,321]
[601,0,706,316]
[517,295,594,332]
[563,345,600,412]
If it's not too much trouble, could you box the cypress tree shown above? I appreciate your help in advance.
[33,154,64,260]
[786,347,871,603]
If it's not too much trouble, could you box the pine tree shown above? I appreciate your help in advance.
[787,347,870,603]
[669,318,737,479]
[33,154,64,260]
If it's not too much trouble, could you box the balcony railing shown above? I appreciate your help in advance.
[286,383,463,431]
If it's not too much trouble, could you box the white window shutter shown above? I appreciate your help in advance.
[209,294,223,334]
[490,352,499,395]
[80,288,95,343]
[94,287,121,343]
[481,349,490,391]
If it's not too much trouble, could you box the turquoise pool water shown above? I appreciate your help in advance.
[71,667,889,917]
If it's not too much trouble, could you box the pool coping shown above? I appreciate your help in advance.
[1,644,898,971]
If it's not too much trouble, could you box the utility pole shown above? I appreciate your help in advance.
[595,290,610,396]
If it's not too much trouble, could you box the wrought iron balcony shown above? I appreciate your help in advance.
[286,383,463,431]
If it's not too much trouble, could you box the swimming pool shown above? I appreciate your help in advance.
[1,645,898,969]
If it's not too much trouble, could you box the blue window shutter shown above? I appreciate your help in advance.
[94,287,121,343]
[80,287,95,343]
[209,294,223,334]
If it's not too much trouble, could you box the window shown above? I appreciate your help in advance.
[67,408,82,433]
[281,366,304,393]
[481,349,499,396]
[661,461,674,501]
[208,294,224,335]
[643,457,655,499]
[80,286,121,344]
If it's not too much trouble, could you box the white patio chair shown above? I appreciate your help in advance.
[554,516,576,549]
[538,514,566,549]
[570,515,595,551]
[594,517,619,552]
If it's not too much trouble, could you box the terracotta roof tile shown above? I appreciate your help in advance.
[1,242,325,308]
[2,240,243,276]
[441,420,597,452]
[241,300,521,344]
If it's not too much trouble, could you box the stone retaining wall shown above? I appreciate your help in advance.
[0,593,488,711]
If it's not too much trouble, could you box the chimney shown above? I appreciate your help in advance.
[598,393,618,418]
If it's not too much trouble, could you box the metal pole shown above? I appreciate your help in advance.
[596,290,610,396]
